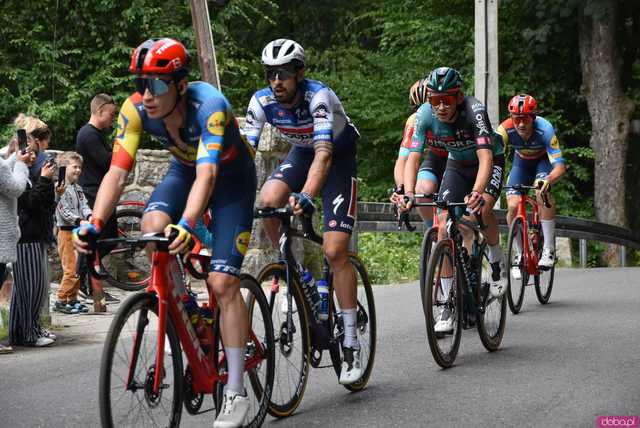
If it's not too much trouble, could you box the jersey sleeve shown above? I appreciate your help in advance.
[545,131,565,165]
[309,88,335,148]
[496,123,509,149]
[398,114,416,157]
[111,96,143,172]
[243,95,267,149]
[409,105,429,153]
[467,100,493,151]
[196,97,231,166]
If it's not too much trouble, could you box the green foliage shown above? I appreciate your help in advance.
[358,232,422,284]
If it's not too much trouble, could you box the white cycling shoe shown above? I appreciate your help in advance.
[339,346,362,385]
[213,389,249,428]
[434,308,454,334]
[538,248,556,269]
[511,253,522,280]
[489,260,507,297]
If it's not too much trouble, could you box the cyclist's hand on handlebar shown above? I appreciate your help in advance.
[165,219,194,255]
[72,221,102,254]
[464,190,484,214]
[389,184,404,204]
[289,192,315,216]
[534,178,550,193]
[398,192,414,213]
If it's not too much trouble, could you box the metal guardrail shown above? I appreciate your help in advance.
[354,202,640,268]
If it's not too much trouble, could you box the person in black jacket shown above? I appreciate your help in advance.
[9,128,59,347]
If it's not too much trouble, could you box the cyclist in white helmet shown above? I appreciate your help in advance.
[244,39,364,385]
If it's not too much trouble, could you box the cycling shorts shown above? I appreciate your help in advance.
[506,154,552,196]
[267,140,358,235]
[417,151,448,186]
[145,159,257,277]
[438,154,505,204]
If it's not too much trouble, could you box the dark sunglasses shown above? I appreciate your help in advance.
[265,67,297,82]
[134,77,174,96]
[428,92,458,108]
[511,114,534,125]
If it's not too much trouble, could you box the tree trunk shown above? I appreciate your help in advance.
[578,1,635,266]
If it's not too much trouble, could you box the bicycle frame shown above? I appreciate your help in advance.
[513,192,542,276]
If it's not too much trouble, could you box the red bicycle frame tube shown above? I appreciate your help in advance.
[515,194,541,276]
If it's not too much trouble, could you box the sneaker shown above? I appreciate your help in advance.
[213,389,250,428]
[69,300,90,313]
[34,336,54,347]
[511,253,522,280]
[490,260,507,297]
[104,292,120,304]
[339,346,362,385]
[54,300,79,315]
[538,248,556,269]
[39,328,57,341]
[0,344,13,354]
[434,307,454,334]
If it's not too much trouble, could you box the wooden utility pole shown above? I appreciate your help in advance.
[474,0,499,127]
[189,0,221,90]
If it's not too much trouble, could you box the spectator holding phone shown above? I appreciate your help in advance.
[0,127,31,354]
[54,152,92,314]
[9,116,58,347]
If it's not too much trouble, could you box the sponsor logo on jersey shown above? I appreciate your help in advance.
[312,103,329,119]
[550,136,560,150]
[475,113,490,135]
[280,163,293,171]
[328,219,337,228]
[277,110,285,117]
[207,111,226,137]
[246,109,257,125]
[339,221,353,231]
[207,143,222,152]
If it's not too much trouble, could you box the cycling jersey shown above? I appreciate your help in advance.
[112,81,254,175]
[409,96,504,162]
[243,78,359,152]
[244,78,358,235]
[111,81,256,277]
[496,116,564,164]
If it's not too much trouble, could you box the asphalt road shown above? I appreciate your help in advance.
[1,268,638,428]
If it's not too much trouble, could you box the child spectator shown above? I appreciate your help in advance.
[54,152,92,314]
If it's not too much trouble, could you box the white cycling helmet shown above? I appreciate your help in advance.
[261,39,305,67]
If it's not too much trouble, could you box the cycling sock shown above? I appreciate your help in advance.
[488,244,503,264]
[224,347,246,396]
[342,308,360,350]
[541,219,555,250]
[441,277,454,301]
[424,218,434,230]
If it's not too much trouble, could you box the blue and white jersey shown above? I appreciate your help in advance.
[243,79,358,151]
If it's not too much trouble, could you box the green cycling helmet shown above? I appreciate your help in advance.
[426,67,463,92]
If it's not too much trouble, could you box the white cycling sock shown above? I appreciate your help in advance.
[488,243,503,264]
[440,277,454,302]
[224,347,245,396]
[541,219,555,251]
[341,308,360,350]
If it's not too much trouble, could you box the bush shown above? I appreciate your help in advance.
[358,232,422,284]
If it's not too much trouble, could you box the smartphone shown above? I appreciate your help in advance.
[17,129,27,153]
[57,165,67,187]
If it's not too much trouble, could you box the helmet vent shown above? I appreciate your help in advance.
[156,59,169,67]
[137,48,149,70]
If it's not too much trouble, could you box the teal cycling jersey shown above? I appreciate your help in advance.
[409,96,504,162]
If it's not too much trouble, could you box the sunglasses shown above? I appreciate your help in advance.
[511,114,534,125]
[134,77,174,96]
[428,92,458,108]
[265,67,297,82]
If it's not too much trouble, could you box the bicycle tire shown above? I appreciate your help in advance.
[422,239,462,369]
[476,242,507,351]
[254,263,311,418]
[534,232,555,304]
[99,292,183,428]
[329,254,377,392]
[232,274,275,428]
[506,218,527,314]
[419,228,439,307]
[101,207,151,291]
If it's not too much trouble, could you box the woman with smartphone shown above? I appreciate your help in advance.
[0,126,31,354]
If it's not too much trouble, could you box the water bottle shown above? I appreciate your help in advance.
[316,279,329,321]
[301,269,322,321]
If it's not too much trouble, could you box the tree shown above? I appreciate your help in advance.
[578,0,635,265]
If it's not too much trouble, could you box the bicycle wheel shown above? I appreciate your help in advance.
[422,239,462,369]
[329,254,377,392]
[233,274,275,428]
[101,207,151,291]
[99,292,183,428]
[419,228,439,307]
[255,263,310,418]
[506,218,527,314]
[476,243,507,352]
[534,231,555,304]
